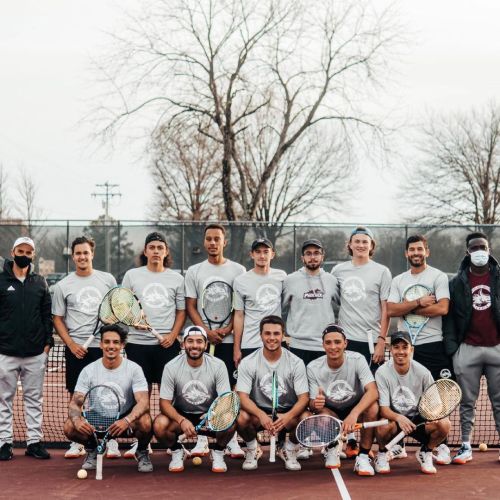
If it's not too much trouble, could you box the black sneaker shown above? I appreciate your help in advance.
[25,442,51,459]
[0,443,13,461]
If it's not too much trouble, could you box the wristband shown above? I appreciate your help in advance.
[377,336,386,342]
[416,298,421,307]
[178,417,186,427]
[124,416,132,428]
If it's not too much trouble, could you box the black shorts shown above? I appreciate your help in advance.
[413,341,455,381]
[346,339,383,374]
[176,409,205,427]
[241,347,259,359]
[212,343,237,386]
[397,415,428,445]
[65,346,102,393]
[125,342,181,384]
[324,404,358,421]
[289,347,324,367]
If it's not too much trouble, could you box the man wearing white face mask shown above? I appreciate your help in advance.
[443,231,500,465]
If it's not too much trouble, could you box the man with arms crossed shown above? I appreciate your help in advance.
[443,232,500,464]
[154,326,235,473]
[332,226,391,457]
[376,331,450,475]
[52,236,119,459]
[387,234,452,464]
[64,325,153,473]
[184,224,245,457]
[122,231,186,458]
[307,324,382,475]
[236,316,309,471]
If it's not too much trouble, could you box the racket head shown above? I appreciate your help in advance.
[201,281,234,324]
[271,371,278,419]
[97,287,121,325]
[418,378,462,421]
[82,385,121,433]
[206,391,240,432]
[403,284,432,327]
[109,287,144,327]
[296,415,342,448]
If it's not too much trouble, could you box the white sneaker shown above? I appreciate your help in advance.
[277,446,301,471]
[354,454,375,476]
[106,439,121,459]
[452,444,472,464]
[211,449,228,473]
[324,444,341,469]
[388,443,407,460]
[374,451,390,474]
[64,441,85,459]
[124,440,138,459]
[169,448,186,472]
[433,443,451,465]
[416,450,437,474]
[242,446,262,471]
[296,446,313,460]
[225,434,245,458]
[190,435,209,457]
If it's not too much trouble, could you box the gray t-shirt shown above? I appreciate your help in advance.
[122,267,185,345]
[159,353,230,414]
[388,266,450,345]
[283,268,338,351]
[74,358,148,414]
[52,270,117,348]
[332,260,392,344]
[233,268,287,349]
[375,359,434,418]
[236,348,309,410]
[307,351,375,411]
[184,259,246,344]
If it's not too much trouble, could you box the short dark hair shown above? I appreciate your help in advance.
[466,232,488,247]
[347,226,376,257]
[99,324,128,343]
[140,234,172,268]
[259,315,285,334]
[322,323,346,340]
[71,236,95,254]
[204,224,226,236]
[406,234,428,250]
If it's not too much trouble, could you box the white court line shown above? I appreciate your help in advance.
[330,469,352,500]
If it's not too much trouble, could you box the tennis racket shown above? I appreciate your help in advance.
[402,284,432,344]
[201,281,234,356]
[82,287,120,349]
[269,371,279,462]
[386,378,462,452]
[82,385,121,480]
[179,391,240,440]
[109,287,163,343]
[296,414,388,449]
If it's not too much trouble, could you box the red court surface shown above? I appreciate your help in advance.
[1,446,498,500]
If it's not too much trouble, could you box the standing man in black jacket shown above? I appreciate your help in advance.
[0,237,53,461]
[443,231,500,465]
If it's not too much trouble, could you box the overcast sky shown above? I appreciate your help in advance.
[1,0,499,223]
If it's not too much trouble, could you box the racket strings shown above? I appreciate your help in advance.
[208,393,240,431]
[404,285,431,327]
[98,295,119,324]
[110,289,142,325]
[296,416,341,447]
[419,379,462,420]
[203,283,233,322]
[83,387,121,432]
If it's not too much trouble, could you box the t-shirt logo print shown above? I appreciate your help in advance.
[182,380,210,406]
[342,277,366,303]
[142,283,170,309]
[327,380,356,403]
[76,286,103,314]
[260,373,287,400]
[471,284,491,311]
[94,383,126,411]
[392,386,417,414]
[255,284,280,313]
[303,288,324,300]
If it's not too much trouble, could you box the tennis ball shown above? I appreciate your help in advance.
[479,443,488,452]
[192,456,202,466]
[77,469,88,479]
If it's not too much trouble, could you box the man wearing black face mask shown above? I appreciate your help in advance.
[444,231,500,465]
[0,237,53,461]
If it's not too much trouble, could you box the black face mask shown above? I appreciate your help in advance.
[14,255,32,269]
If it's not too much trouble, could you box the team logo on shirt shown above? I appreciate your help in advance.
[259,373,288,400]
[303,289,324,300]
[182,380,210,406]
[76,287,103,314]
[342,277,366,302]
[391,386,417,414]
[326,380,356,403]
[142,283,171,308]
[255,284,281,313]
[94,383,126,410]
[471,284,491,311]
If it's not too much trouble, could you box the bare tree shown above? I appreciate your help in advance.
[91,0,402,222]
[404,103,500,224]
[16,168,44,234]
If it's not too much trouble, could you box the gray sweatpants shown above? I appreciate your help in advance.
[452,343,500,442]
[0,352,47,447]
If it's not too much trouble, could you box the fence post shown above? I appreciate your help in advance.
[181,223,185,275]
[293,224,297,271]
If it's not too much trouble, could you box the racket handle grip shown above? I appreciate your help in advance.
[95,454,103,480]
[362,419,389,429]
[82,335,95,349]
[386,430,405,451]
[178,433,186,443]
[209,344,215,356]
[269,436,276,462]
[152,330,164,343]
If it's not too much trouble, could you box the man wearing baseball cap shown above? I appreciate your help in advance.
[154,325,234,473]
[0,237,53,461]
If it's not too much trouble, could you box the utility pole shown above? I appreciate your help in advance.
[92,182,121,272]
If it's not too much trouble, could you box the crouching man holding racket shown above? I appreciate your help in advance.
[153,326,236,473]
[305,324,382,475]
[375,331,451,475]
[63,324,153,474]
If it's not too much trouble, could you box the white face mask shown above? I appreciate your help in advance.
[470,250,489,267]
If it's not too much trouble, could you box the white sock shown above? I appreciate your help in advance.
[246,439,257,450]
[229,433,239,445]
[463,441,471,449]
[347,432,356,441]
[285,440,298,452]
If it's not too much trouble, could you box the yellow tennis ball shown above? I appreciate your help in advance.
[192,456,202,466]
[77,469,88,479]
[479,443,488,452]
